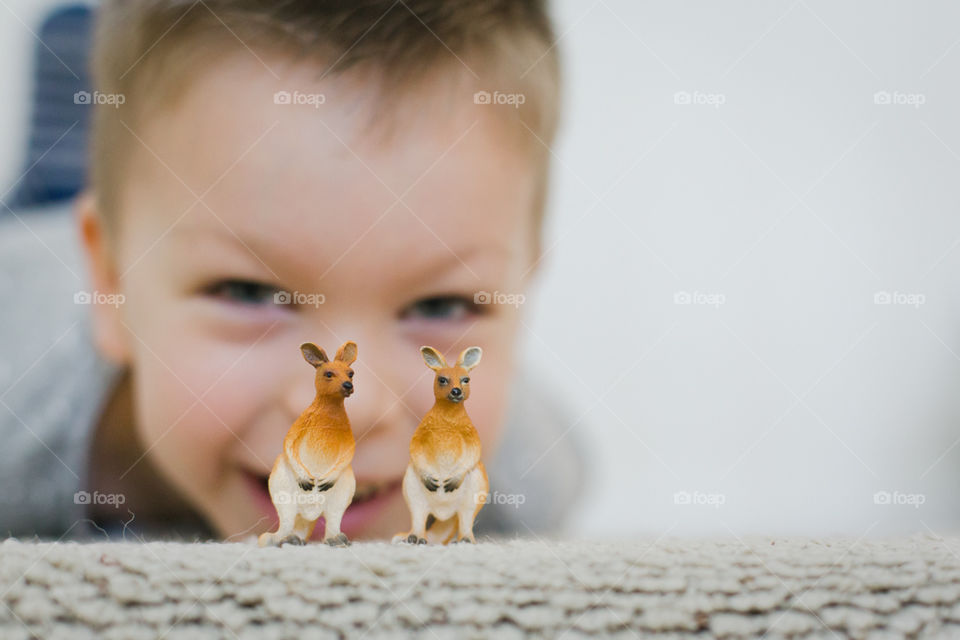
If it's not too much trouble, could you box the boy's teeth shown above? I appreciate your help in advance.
[354,485,379,501]
[253,473,392,501]
[354,481,391,501]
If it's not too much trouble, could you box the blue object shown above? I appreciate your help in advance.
[5,4,93,211]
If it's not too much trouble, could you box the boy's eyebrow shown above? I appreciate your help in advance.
[168,224,287,269]
[167,223,515,282]
[169,224,266,246]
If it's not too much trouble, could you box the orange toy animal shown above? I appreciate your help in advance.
[393,346,489,545]
[258,341,358,547]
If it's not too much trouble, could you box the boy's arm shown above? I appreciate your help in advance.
[480,372,591,536]
[0,204,122,539]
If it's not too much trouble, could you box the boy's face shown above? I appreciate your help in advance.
[82,53,538,540]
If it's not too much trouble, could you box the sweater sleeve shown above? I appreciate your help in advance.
[477,374,594,538]
[0,203,122,541]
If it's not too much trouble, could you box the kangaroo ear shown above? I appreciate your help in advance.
[300,342,329,368]
[335,341,358,365]
[456,346,482,371]
[420,346,447,370]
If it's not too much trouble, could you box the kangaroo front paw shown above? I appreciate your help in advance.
[406,534,427,545]
[325,532,350,547]
[280,534,305,546]
[442,474,463,492]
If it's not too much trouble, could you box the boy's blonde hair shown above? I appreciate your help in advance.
[90,0,561,236]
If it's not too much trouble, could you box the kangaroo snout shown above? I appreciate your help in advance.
[341,380,354,396]
[448,387,463,402]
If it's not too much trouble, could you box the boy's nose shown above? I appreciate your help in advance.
[342,381,353,391]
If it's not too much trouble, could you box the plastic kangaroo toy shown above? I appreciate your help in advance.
[393,345,489,545]
[258,341,358,548]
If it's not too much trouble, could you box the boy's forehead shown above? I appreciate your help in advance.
[124,54,536,277]
[132,53,534,199]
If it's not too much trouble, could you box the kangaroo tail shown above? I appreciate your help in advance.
[425,515,458,545]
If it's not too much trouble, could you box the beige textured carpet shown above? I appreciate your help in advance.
[2,534,959,639]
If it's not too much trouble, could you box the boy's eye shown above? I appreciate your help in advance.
[438,376,449,386]
[325,371,334,378]
[402,295,477,321]
[204,279,282,306]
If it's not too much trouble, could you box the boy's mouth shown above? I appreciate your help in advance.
[254,474,392,503]
[244,469,401,539]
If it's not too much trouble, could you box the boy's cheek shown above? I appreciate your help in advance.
[130,345,278,487]
[464,360,513,454]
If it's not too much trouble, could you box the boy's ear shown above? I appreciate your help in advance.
[300,343,329,367]
[335,341,357,364]
[456,346,482,371]
[420,346,447,371]
[75,192,130,365]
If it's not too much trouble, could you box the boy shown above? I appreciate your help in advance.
[0,0,585,543]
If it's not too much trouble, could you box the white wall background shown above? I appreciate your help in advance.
[2,1,959,539]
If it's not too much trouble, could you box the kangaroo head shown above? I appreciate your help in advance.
[301,341,357,400]
[420,345,482,404]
